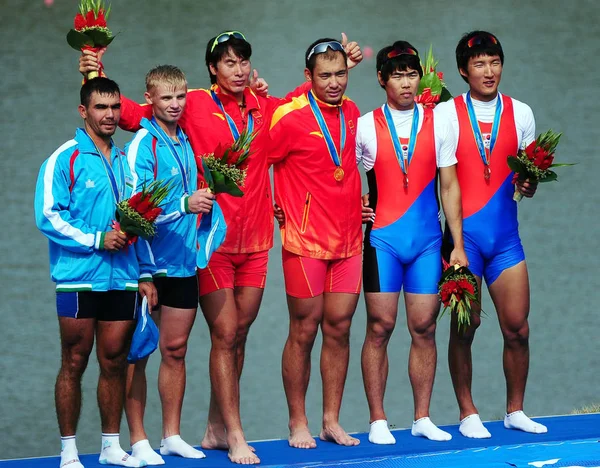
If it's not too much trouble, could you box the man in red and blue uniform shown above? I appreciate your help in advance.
[436,30,547,439]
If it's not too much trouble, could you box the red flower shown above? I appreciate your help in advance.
[74,13,86,30]
[437,71,444,80]
[524,141,537,161]
[143,207,162,222]
[128,192,144,210]
[213,142,226,161]
[227,149,244,165]
[96,9,107,27]
[85,11,96,26]
[415,88,441,109]
[533,147,554,170]
[457,279,474,295]
[440,281,457,306]
[136,197,152,215]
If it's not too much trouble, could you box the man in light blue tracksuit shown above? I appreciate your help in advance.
[34,78,156,468]
[122,65,215,464]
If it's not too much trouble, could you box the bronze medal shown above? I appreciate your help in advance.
[484,165,491,180]
[334,167,345,181]
[403,173,409,188]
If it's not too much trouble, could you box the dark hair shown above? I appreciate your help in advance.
[456,31,504,82]
[80,77,120,107]
[376,41,423,89]
[205,31,252,84]
[305,37,348,73]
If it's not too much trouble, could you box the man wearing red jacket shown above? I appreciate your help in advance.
[268,38,363,449]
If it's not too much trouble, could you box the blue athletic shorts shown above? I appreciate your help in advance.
[56,290,138,321]
[363,236,442,294]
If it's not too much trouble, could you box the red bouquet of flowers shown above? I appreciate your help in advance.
[507,129,573,202]
[415,46,452,109]
[438,265,481,332]
[113,180,172,244]
[199,128,256,197]
[66,0,115,79]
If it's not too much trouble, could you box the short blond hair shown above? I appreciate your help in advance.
[145,65,187,91]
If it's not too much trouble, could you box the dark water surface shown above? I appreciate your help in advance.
[1,0,598,459]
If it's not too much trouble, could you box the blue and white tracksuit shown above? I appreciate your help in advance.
[34,128,155,292]
[124,117,198,278]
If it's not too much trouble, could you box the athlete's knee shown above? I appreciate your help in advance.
[450,314,481,343]
[321,315,352,344]
[60,348,91,377]
[98,351,128,377]
[367,315,396,347]
[409,316,436,342]
[501,319,529,346]
[289,316,320,348]
[161,334,191,362]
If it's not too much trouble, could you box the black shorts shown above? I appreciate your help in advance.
[154,275,198,309]
[56,290,138,321]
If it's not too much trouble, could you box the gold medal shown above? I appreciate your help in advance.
[484,165,491,180]
[334,167,345,181]
[403,173,409,188]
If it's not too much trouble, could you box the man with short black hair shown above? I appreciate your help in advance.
[357,41,467,445]
[34,77,156,468]
[436,30,546,438]
[268,38,363,449]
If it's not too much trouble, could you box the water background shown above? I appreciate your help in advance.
[1,0,599,459]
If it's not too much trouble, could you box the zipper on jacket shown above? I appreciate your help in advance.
[300,192,312,233]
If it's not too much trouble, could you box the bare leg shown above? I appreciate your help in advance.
[201,287,263,452]
[448,275,482,420]
[283,294,322,449]
[200,289,258,464]
[157,306,196,438]
[361,293,399,423]
[405,293,439,420]
[55,317,95,436]
[488,261,530,415]
[96,320,136,433]
[319,292,360,447]
[125,358,149,445]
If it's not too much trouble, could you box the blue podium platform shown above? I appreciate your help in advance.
[2,414,599,468]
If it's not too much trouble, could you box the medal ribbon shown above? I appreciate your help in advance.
[307,90,345,168]
[383,103,419,175]
[465,91,502,168]
[149,117,191,194]
[211,89,254,141]
[85,130,122,202]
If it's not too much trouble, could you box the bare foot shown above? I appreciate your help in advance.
[228,440,260,465]
[201,423,228,450]
[320,423,360,446]
[288,426,317,449]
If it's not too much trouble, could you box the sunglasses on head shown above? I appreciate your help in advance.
[306,41,344,61]
[210,31,247,53]
[467,33,498,48]
[386,46,419,59]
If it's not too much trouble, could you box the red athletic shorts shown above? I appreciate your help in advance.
[197,250,269,297]
[282,249,362,298]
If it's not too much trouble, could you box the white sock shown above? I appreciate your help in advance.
[60,436,84,468]
[159,435,205,459]
[131,440,164,466]
[411,417,452,441]
[368,420,396,445]
[459,414,491,438]
[99,433,147,467]
[504,410,548,434]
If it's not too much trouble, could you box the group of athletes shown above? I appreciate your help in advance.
[34,28,548,468]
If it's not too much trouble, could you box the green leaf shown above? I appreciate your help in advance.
[439,86,453,102]
[66,29,94,50]
[201,159,214,188]
[223,178,244,197]
[549,163,576,168]
[85,28,114,46]
[507,156,526,174]
[539,171,558,182]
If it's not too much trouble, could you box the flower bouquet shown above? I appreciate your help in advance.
[113,180,172,244]
[66,0,115,80]
[507,129,573,202]
[416,46,452,108]
[438,264,481,332]
[200,128,255,197]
